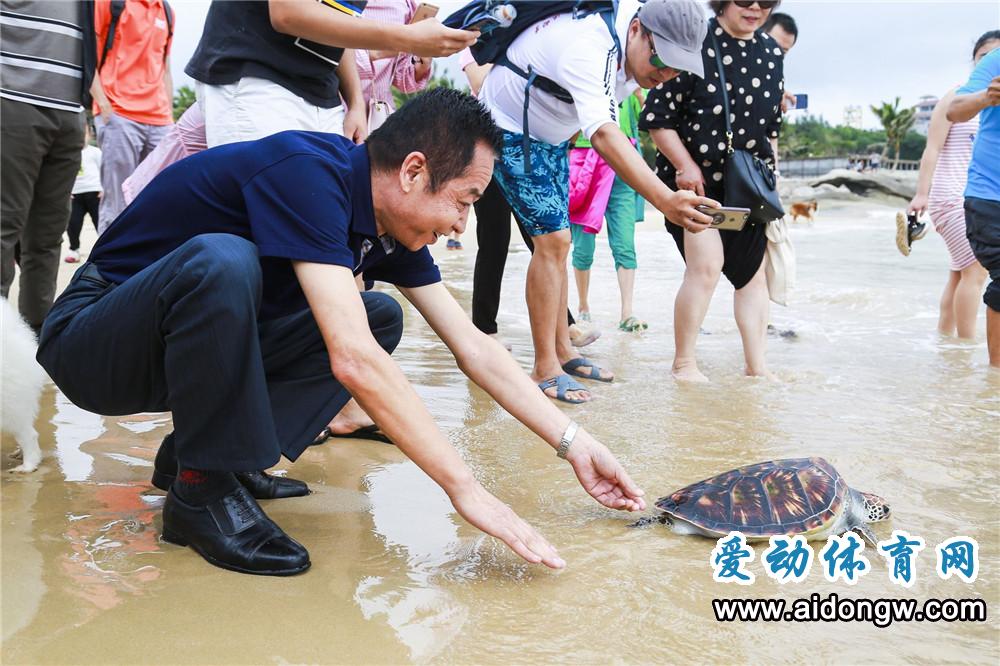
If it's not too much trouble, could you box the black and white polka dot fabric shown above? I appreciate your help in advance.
[639,17,784,192]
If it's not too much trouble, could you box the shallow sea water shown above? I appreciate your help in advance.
[2,200,998,664]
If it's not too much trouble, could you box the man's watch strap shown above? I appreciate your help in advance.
[556,421,579,459]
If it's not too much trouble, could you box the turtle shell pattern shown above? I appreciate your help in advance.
[656,457,847,537]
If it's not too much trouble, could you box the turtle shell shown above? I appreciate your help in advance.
[656,457,848,537]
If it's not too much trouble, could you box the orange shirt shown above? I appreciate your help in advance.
[93,0,173,125]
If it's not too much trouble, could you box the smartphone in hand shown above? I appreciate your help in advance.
[371,3,440,60]
[696,205,752,231]
[793,93,808,110]
[410,3,439,23]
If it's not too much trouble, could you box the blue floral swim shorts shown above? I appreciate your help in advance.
[492,129,570,237]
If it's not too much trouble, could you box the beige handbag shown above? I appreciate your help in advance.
[366,51,400,133]
[765,217,796,306]
[367,99,391,132]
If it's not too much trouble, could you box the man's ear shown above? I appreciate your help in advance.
[627,17,642,40]
[399,151,428,193]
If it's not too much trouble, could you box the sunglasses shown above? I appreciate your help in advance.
[646,32,670,70]
[733,1,779,9]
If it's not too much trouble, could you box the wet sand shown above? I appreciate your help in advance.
[2,200,998,664]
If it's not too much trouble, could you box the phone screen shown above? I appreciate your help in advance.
[794,93,808,110]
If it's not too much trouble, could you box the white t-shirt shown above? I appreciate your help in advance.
[480,0,640,145]
[72,144,102,194]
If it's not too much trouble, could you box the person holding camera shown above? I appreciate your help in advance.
[640,0,784,382]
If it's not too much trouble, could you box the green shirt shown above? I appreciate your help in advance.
[574,93,642,148]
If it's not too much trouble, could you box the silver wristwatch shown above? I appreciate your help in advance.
[556,421,579,459]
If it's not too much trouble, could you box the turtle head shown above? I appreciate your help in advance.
[859,491,890,523]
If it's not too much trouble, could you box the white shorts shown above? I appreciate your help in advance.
[197,77,345,147]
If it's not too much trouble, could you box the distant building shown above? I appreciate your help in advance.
[913,95,939,136]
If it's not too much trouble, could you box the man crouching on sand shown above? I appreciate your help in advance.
[37,89,646,576]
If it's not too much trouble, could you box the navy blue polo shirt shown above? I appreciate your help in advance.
[89,131,441,319]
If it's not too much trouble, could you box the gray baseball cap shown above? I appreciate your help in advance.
[638,0,708,78]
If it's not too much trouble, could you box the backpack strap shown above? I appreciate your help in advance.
[498,2,620,171]
[162,1,173,64]
[100,0,173,70]
[99,0,126,70]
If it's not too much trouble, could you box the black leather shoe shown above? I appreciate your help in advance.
[152,433,309,499]
[161,485,310,576]
[235,470,309,499]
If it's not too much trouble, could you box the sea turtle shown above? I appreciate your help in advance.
[635,457,890,545]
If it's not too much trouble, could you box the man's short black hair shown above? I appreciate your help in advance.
[367,87,502,193]
[762,12,797,41]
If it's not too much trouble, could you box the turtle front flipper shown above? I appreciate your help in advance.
[853,524,878,547]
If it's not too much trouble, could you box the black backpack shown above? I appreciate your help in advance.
[99,0,173,70]
[444,1,622,168]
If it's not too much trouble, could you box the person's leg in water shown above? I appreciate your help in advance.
[962,197,1000,367]
[571,223,596,320]
[472,178,516,349]
[954,261,988,339]
[527,230,593,400]
[988,306,1000,369]
[672,227,724,382]
[605,177,644,331]
[938,270,960,336]
[734,262,772,378]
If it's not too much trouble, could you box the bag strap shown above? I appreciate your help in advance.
[497,1,621,171]
[99,0,126,70]
[368,50,402,107]
[707,26,734,155]
[163,1,173,64]
[100,0,173,70]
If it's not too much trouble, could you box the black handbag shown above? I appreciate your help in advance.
[708,31,784,225]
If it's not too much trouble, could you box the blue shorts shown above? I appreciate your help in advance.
[492,130,570,237]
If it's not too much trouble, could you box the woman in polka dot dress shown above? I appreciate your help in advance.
[639,0,783,381]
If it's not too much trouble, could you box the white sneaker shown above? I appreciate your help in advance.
[64,249,80,263]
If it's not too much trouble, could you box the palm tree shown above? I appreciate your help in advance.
[870,97,916,163]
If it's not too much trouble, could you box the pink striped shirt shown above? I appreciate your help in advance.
[355,0,431,110]
[929,116,979,207]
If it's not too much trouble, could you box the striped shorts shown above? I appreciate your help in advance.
[929,202,977,271]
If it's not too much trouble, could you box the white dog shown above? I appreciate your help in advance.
[1,298,47,472]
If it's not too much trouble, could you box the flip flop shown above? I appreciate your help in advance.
[618,316,648,332]
[561,357,613,383]
[311,424,393,446]
[538,374,590,404]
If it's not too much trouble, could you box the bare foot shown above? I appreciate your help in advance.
[672,360,709,383]
[745,367,778,381]
[325,398,375,435]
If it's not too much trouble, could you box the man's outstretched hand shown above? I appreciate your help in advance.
[564,433,647,512]
[449,482,566,569]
